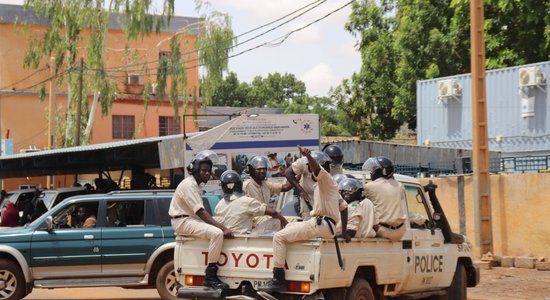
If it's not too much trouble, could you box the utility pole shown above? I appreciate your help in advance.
[47,57,57,189]
[470,0,493,258]
[74,58,84,184]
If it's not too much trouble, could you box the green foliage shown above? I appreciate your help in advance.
[340,0,550,140]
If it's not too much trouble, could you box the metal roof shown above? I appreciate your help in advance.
[0,133,199,179]
[0,4,201,35]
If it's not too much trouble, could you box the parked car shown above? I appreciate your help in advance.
[0,188,42,222]
[0,189,221,300]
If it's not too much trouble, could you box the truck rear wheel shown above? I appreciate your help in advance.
[448,263,467,300]
[156,260,178,300]
[0,259,25,300]
[346,278,374,300]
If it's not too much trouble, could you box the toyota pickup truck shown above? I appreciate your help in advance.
[174,174,479,300]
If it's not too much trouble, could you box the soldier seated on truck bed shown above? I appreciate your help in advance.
[336,177,378,238]
[169,150,234,290]
[243,155,292,210]
[215,170,288,234]
[362,156,407,242]
[259,146,350,293]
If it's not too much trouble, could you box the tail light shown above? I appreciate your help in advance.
[287,281,310,293]
[184,275,205,286]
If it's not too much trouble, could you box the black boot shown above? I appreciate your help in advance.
[203,263,229,289]
[257,268,286,292]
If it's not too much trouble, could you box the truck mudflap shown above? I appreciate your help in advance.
[468,263,480,287]
[177,286,222,299]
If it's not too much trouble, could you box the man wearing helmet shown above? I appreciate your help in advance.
[323,144,344,176]
[243,156,292,210]
[169,150,233,289]
[362,156,407,242]
[215,170,288,234]
[337,177,377,238]
[259,146,350,293]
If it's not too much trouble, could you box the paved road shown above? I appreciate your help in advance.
[24,287,162,300]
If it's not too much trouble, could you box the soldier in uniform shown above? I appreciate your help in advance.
[243,156,292,209]
[169,150,233,289]
[323,144,344,176]
[215,170,288,234]
[259,146,350,292]
[337,177,377,238]
[362,156,407,242]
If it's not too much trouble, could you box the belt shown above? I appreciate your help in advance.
[315,215,344,271]
[379,222,404,230]
[315,215,336,226]
[171,215,189,219]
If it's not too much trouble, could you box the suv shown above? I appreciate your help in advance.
[0,190,220,300]
[0,188,41,221]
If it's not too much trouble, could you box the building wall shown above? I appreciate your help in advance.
[418,173,550,259]
[417,61,550,154]
[0,16,201,153]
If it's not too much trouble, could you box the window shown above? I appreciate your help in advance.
[159,116,181,136]
[51,202,99,229]
[112,115,135,139]
[404,185,431,228]
[106,200,144,227]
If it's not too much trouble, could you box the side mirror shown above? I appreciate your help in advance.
[40,216,54,231]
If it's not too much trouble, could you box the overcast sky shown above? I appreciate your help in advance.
[1,0,361,96]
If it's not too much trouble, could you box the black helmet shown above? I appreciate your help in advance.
[332,174,347,185]
[186,150,218,175]
[311,150,331,172]
[338,178,363,203]
[247,156,270,180]
[362,156,394,180]
[220,170,243,194]
[323,145,344,164]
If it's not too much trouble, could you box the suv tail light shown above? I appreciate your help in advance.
[287,281,310,293]
[184,275,205,286]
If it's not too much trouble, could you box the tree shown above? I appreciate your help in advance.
[22,0,233,146]
[335,0,401,140]
[341,0,550,139]
[210,72,250,106]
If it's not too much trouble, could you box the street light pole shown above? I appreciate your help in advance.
[47,57,57,189]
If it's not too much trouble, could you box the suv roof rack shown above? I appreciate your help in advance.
[107,189,175,195]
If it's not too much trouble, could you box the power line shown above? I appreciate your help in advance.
[93,0,354,79]
[95,0,329,72]
[0,67,48,91]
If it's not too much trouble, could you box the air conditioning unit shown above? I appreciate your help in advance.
[438,79,462,100]
[519,67,546,87]
[127,74,144,85]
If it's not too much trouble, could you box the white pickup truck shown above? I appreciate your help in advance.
[174,174,479,300]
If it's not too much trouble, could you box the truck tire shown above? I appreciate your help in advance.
[0,259,26,300]
[156,260,178,300]
[448,263,467,300]
[346,278,375,300]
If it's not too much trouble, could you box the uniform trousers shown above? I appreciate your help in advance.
[272,217,332,268]
[172,217,223,264]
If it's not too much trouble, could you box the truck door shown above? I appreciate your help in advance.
[31,200,102,278]
[402,185,446,291]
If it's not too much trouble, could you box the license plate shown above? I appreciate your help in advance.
[252,280,271,290]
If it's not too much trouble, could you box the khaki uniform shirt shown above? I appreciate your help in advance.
[346,200,377,238]
[169,176,204,220]
[243,179,282,209]
[310,168,348,222]
[215,194,267,234]
[365,177,407,227]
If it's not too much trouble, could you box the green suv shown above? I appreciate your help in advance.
[0,190,189,300]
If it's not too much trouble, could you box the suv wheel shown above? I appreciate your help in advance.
[156,260,178,300]
[0,259,25,300]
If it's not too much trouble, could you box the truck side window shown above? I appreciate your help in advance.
[404,186,431,229]
[106,200,144,227]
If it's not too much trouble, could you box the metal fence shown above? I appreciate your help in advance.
[344,155,550,178]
